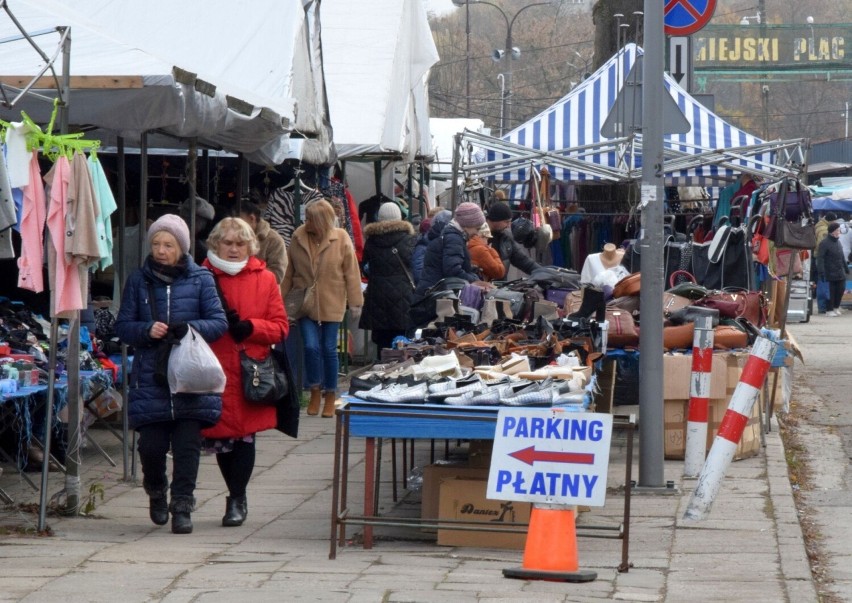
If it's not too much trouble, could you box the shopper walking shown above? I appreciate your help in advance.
[201,217,289,527]
[282,199,363,417]
[238,200,288,285]
[115,214,227,534]
[359,202,417,359]
[817,222,848,317]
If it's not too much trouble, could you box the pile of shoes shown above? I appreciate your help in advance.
[349,351,590,409]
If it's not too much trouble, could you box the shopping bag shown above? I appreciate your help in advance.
[167,326,226,394]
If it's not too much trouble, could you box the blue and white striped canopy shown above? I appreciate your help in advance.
[483,44,773,185]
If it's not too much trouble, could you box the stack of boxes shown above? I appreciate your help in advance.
[663,351,761,461]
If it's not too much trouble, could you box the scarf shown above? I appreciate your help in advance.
[148,255,188,284]
[207,250,248,275]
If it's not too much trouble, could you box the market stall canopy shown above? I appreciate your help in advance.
[461,44,805,188]
[322,0,439,161]
[0,0,332,165]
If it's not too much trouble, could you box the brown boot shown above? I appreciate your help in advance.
[306,386,321,416]
[321,391,337,418]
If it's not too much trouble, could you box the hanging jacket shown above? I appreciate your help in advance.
[359,219,417,331]
[201,256,289,440]
[115,255,227,430]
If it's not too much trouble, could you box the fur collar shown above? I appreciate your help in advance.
[363,219,415,238]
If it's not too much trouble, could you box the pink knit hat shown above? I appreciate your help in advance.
[454,202,485,228]
[148,214,191,255]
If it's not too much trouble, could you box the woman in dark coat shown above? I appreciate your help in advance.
[359,203,417,358]
[817,222,849,316]
[115,214,227,534]
[409,203,492,327]
[202,217,289,527]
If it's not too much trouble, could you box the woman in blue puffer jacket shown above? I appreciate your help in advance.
[115,214,227,535]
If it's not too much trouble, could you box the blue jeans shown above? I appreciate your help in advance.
[299,318,340,392]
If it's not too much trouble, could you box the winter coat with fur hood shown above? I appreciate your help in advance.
[359,219,417,331]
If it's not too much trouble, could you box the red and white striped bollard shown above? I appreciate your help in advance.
[683,336,777,521]
[684,315,715,478]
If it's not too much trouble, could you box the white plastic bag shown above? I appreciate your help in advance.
[167,326,226,394]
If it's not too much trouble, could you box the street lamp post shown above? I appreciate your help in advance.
[454,0,551,133]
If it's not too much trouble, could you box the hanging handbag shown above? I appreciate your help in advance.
[772,179,816,250]
[239,348,289,405]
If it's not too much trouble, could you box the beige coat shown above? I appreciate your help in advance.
[255,218,287,285]
[282,226,363,323]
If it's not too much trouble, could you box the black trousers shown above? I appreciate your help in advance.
[137,419,202,500]
[215,439,256,498]
[829,279,846,310]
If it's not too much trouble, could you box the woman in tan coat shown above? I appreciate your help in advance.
[282,199,363,417]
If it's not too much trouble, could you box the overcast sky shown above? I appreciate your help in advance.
[425,0,456,17]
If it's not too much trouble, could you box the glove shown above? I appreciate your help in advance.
[229,319,253,343]
[168,322,189,340]
[225,309,241,326]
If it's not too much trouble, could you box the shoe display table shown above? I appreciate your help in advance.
[329,397,635,572]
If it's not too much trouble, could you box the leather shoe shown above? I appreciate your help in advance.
[149,496,168,526]
[171,512,193,534]
[222,495,248,527]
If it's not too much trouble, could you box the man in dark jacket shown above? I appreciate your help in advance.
[485,202,541,276]
[817,222,848,317]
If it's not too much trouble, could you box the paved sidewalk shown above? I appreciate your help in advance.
[0,400,818,602]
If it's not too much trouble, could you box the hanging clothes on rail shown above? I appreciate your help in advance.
[0,150,17,259]
[87,154,117,270]
[264,185,324,248]
[18,152,47,293]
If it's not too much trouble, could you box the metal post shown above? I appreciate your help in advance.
[465,1,471,117]
[187,138,197,258]
[504,23,513,133]
[637,0,666,488]
[116,136,132,481]
[498,74,505,137]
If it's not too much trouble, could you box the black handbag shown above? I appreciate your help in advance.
[240,348,288,405]
[771,179,816,250]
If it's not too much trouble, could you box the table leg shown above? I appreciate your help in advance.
[391,438,398,502]
[329,411,343,559]
[363,436,376,549]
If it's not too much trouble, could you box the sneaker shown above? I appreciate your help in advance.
[366,382,429,404]
[428,378,485,402]
[826,310,839,317]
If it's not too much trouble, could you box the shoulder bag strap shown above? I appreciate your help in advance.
[392,247,415,288]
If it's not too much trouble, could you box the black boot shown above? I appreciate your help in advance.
[222,495,248,527]
[144,481,169,526]
[170,496,195,534]
[567,286,606,321]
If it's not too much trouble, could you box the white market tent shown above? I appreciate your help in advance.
[322,0,439,161]
[461,43,806,189]
[0,0,331,165]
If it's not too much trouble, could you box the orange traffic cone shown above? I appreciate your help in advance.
[503,505,597,582]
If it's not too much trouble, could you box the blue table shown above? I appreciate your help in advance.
[330,398,635,572]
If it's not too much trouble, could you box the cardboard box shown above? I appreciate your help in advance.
[664,396,760,461]
[436,478,531,549]
[663,352,727,400]
[467,439,493,468]
[421,464,489,520]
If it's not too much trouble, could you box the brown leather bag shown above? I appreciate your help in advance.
[613,272,641,298]
[663,292,692,318]
[713,325,749,350]
[663,322,695,350]
[696,289,767,327]
[606,309,639,347]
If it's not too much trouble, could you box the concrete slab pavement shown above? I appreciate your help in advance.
[0,388,819,601]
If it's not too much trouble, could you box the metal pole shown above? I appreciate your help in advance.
[187,138,197,259]
[637,0,666,488]
[116,136,132,481]
[498,74,505,137]
[504,22,513,133]
[465,1,471,117]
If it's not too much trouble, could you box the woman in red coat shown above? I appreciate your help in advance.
[202,217,289,527]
